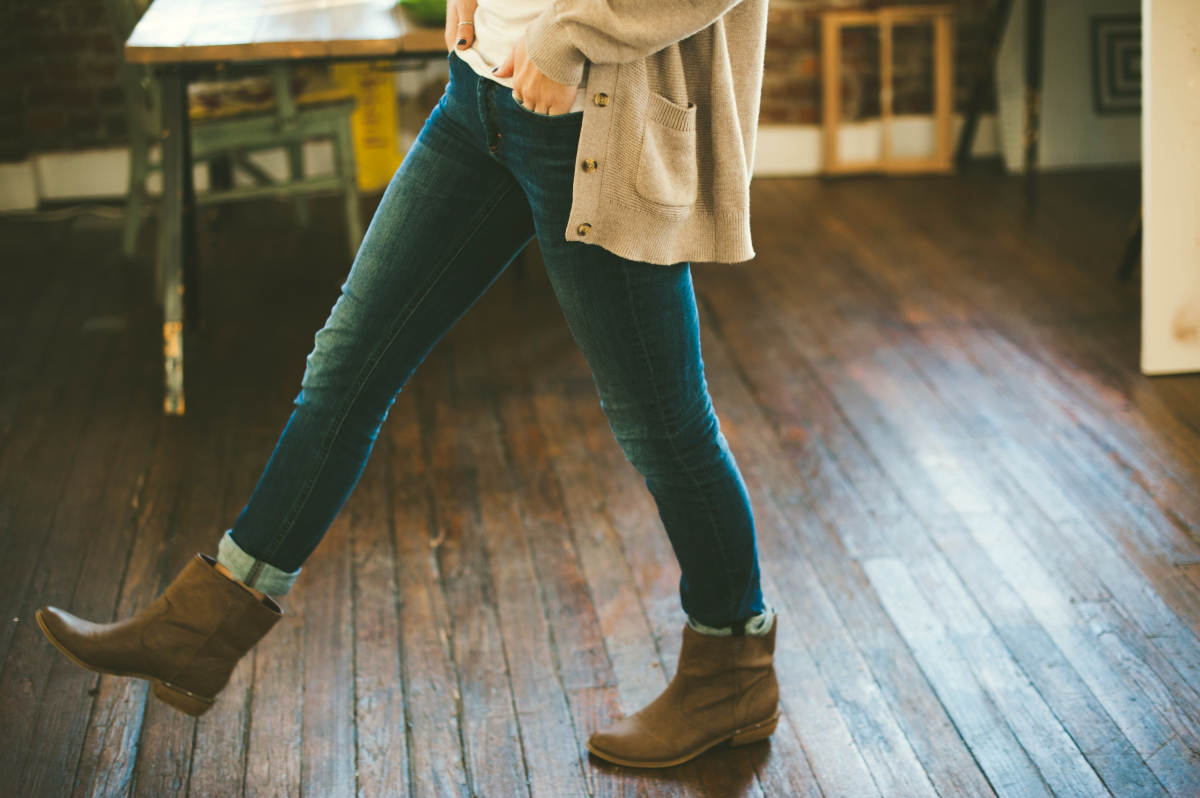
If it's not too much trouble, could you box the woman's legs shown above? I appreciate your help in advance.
[538,252,765,629]
[218,53,536,594]
[220,47,767,629]
[492,83,778,765]
[487,68,765,630]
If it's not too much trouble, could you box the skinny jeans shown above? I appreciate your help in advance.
[217,50,765,629]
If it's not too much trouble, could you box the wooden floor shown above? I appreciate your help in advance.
[2,166,1199,797]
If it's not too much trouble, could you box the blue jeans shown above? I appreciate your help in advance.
[217,50,764,629]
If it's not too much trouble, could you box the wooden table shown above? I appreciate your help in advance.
[124,0,446,414]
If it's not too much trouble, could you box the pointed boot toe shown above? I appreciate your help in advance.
[36,552,283,717]
[586,711,680,767]
[35,605,116,672]
[586,613,781,768]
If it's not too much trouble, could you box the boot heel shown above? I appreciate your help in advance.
[152,680,214,717]
[728,712,780,747]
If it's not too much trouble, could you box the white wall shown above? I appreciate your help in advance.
[996,0,1141,171]
[1141,0,1200,375]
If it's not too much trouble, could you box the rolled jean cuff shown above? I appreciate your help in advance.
[216,529,302,596]
[687,600,774,637]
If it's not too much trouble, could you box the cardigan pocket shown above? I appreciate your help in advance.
[634,91,698,208]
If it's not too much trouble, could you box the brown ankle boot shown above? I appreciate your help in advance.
[586,612,781,768]
[35,553,282,716]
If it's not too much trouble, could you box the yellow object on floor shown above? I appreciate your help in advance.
[332,62,404,192]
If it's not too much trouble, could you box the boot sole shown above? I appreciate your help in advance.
[585,709,781,768]
[35,608,216,717]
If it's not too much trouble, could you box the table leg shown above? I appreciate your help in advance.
[954,0,1015,169]
[159,66,197,415]
[1023,0,1044,211]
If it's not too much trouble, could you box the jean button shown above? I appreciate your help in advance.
[576,222,592,235]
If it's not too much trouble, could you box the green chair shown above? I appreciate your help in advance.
[104,0,364,297]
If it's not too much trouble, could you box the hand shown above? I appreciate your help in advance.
[492,35,579,115]
[444,0,478,53]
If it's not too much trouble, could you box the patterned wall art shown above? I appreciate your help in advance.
[1091,14,1141,115]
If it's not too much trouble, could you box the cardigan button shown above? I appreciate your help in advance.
[581,158,598,172]
[576,222,592,236]
[593,92,609,107]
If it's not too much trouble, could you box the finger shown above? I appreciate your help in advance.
[444,4,457,52]
[493,51,514,78]
[456,19,474,48]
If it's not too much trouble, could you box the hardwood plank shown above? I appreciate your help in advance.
[9,171,1200,797]
[931,511,1169,797]
[863,558,1055,798]
[489,360,647,798]
[32,367,163,797]
[131,424,238,797]
[492,389,614,695]
[907,550,1114,798]
[469,387,590,794]
[742,264,1193,792]
[0,240,125,662]
[243,566,305,797]
[68,419,191,798]
[127,322,257,798]
[416,348,528,798]
[527,373,708,796]
[0,256,158,793]
[0,227,73,458]
[748,183,1200,792]
[701,183,1119,796]
[829,204,1200,708]
[839,176,1200,572]
[1076,599,1200,798]
[63,217,266,796]
[385,368,469,797]
[553,367,772,797]
[909,326,1200,693]
[695,283,998,798]
[351,417,410,798]
[300,476,357,796]
[186,404,266,798]
[852,356,1197,792]
[431,294,593,797]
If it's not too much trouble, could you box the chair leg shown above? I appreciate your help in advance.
[123,133,149,257]
[153,203,165,307]
[208,154,234,224]
[334,121,362,261]
[288,142,309,226]
[1117,212,1143,282]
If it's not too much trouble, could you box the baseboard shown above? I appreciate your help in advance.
[0,114,1001,212]
[753,113,1001,176]
[0,161,38,211]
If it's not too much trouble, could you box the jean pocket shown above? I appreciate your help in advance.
[634,91,698,207]
[509,89,584,122]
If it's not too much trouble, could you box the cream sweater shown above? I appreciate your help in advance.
[466,0,769,265]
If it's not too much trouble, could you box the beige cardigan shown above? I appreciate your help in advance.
[524,0,768,265]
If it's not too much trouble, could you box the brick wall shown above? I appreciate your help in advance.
[0,0,998,161]
[1,0,126,162]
